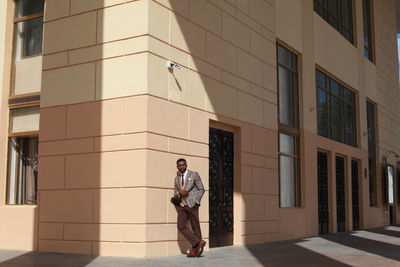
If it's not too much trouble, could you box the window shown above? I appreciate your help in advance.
[314,0,354,43]
[6,1,42,205]
[277,44,300,207]
[12,0,44,96]
[14,0,45,58]
[279,133,300,207]
[362,0,374,61]
[397,162,400,208]
[6,106,39,205]
[316,70,356,146]
[367,101,377,206]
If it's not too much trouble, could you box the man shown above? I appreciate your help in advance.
[174,158,206,257]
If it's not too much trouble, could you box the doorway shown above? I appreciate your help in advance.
[209,127,234,248]
[351,160,360,230]
[336,156,346,232]
[318,151,329,235]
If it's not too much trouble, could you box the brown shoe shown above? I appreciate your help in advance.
[187,248,198,257]
[196,240,206,257]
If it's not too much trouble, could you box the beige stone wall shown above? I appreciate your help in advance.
[0,0,39,251]
[146,0,279,248]
[39,0,155,257]
[0,0,396,258]
[372,0,400,224]
[38,0,280,257]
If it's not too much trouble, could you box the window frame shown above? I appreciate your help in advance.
[362,0,375,62]
[5,1,42,205]
[277,44,300,130]
[13,12,44,60]
[12,0,44,60]
[10,0,44,98]
[313,0,355,44]
[366,99,378,207]
[316,68,357,147]
[278,131,301,207]
[6,134,39,205]
[6,100,39,205]
[277,42,302,208]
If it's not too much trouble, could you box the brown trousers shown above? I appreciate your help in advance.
[177,205,202,247]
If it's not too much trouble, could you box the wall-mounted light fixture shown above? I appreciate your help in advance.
[166,60,182,69]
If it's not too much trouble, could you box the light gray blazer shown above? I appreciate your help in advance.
[174,170,205,208]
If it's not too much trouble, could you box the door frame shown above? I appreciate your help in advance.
[209,120,240,246]
[350,158,363,230]
[335,155,346,232]
[317,150,331,235]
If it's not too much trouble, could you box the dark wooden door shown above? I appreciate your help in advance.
[351,160,360,230]
[318,151,329,235]
[209,128,234,248]
[336,156,346,232]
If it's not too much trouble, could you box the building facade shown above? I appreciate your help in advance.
[0,0,399,258]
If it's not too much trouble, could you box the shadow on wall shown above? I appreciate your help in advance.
[166,0,279,256]
[5,0,277,262]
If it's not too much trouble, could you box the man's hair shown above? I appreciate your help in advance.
[176,158,187,164]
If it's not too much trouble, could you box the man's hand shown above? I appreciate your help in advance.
[179,189,188,197]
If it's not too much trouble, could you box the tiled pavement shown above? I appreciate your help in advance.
[1,225,399,267]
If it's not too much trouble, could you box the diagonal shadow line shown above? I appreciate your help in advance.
[322,233,400,262]
[364,225,400,238]
[243,240,353,267]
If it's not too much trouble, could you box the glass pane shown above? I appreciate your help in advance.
[9,106,40,134]
[330,79,340,96]
[363,0,369,33]
[279,133,296,155]
[15,0,45,18]
[368,158,377,206]
[280,155,296,207]
[364,31,370,45]
[314,0,325,8]
[366,101,374,116]
[278,45,293,69]
[364,47,370,58]
[314,0,328,19]
[344,103,355,146]
[367,103,376,154]
[293,74,299,127]
[362,0,372,60]
[387,166,394,204]
[342,29,352,42]
[343,87,354,103]
[317,89,329,137]
[7,136,38,205]
[331,95,343,142]
[278,66,294,126]
[15,17,43,58]
[316,70,326,89]
[293,54,298,73]
[328,0,339,17]
[328,15,339,31]
[341,0,351,28]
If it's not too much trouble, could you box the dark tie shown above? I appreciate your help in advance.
[181,174,184,187]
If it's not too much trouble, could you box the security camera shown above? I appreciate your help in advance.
[166,60,182,69]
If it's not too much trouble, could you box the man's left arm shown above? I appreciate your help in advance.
[194,172,205,205]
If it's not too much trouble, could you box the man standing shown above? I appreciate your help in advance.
[174,158,206,257]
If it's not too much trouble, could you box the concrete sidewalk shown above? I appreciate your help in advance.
[1,225,400,267]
